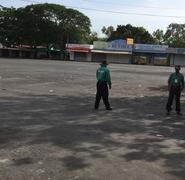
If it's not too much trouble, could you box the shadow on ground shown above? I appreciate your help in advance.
[0,94,185,178]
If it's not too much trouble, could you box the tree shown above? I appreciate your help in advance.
[108,24,154,44]
[0,7,18,47]
[101,26,114,38]
[87,31,99,44]
[152,29,164,44]
[164,23,185,48]
[0,3,91,49]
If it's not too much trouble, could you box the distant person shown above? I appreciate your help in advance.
[166,65,184,115]
[95,60,112,110]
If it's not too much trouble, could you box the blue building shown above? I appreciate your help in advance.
[133,44,169,65]
[91,40,132,64]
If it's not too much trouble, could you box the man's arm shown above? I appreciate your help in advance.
[96,69,98,80]
[181,74,184,90]
[168,74,172,89]
[106,69,111,89]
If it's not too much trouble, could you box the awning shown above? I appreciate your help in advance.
[92,49,132,55]
[67,48,90,53]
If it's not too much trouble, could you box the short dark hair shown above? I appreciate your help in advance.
[175,65,181,70]
[101,60,108,65]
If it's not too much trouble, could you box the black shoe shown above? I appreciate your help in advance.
[106,107,112,110]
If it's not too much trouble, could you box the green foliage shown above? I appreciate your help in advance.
[108,24,155,44]
[0,7,17,46]
[0,3,91,49]
[86,31,98,44]
[152,29,164,44]
[164,23,185,48]
[101,26,114,38]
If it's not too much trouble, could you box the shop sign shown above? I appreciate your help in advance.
[66,44,93,52]
[66,44,93,49]
[126,38,134,45]
[167,48,185,54]
[93,40,132,51]
[177,48,185,54]
[107,39,127,50]
[134,44,168,51]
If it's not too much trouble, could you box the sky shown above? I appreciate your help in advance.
[1,0,185,37]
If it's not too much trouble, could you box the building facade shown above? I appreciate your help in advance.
[66,40,185,66]
[66,44,93,62]
[66,40,172,66]
[92,40,132,64]
[2,39,185,66]
[0,47,65,60]
[133,44,169,65]
[167,48,185,66]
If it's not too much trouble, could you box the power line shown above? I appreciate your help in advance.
[18,0,185,19]
[19,0,185,11]
[80,0,184,11]
[66,6,185,19]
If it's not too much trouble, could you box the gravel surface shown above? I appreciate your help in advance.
[0,58,185,180]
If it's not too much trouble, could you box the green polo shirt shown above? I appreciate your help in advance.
[96,65,111,86]
[168,72,184,89]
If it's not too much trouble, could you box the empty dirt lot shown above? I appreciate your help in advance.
[0,58,185,180]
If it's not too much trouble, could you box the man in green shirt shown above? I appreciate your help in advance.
[94,60,112,110]
[166,65,184,115]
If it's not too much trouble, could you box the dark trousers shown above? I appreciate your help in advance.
[95,81,110,109]
[166,86,181,112]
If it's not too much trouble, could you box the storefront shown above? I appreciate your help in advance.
[167,48,185,66]
[66,44,93,62]
[133,44,168,65]
[92,40,132,64]
[66,41,185,66]
[0,48,35,58]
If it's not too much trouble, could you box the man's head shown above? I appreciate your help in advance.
[100,60,108,66]
[175,65,181,73]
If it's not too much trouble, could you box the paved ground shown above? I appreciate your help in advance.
[0,58,185,180]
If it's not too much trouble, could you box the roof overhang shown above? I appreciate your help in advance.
[92,50,132,54]
[66,48,91,53]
